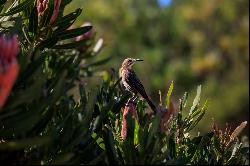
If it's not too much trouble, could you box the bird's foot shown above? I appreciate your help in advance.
[132,96,138,103]
[126,96,138,106]
[126,98,132,106]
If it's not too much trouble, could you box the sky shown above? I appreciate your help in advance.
[157,0,172,7]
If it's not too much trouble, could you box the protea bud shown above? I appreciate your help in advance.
[50,0,61,24]
[76,22,93,41]
[37,0,48,16]
[75,22,94,52]
[121,101,138,140]
[0,34,20,108]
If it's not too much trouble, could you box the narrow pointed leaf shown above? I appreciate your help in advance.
[187,100,208,131]
[0,0,33,16]
[146,113,160,149]
[166,81,174,108]
[189,85,201,115]
[0,137,50,150]
[28,6,38,35]
[55,8,82,27]
[55,26,92,40]
[52,40,89,49]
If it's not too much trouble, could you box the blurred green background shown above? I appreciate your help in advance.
[65,0,249,135]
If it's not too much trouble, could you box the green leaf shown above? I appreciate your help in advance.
[169,134,177,158]
[55,8,82,28]
[9,15,23,34]
[91,132,105,150]
[191,132,213,162]
[53,21,75,35]
[50,153,75,165]
[189,85,202,115]
[122,134,136,164]
[0,0,7,5]
[146,113,160,149]
[16,53,46,84]
[5,75,45,110]
[212,136,222,160]
[54,26,92,41]
[150,138,161,162]
[0,0,7,12]
[28,5,38,35]
[22,26,32,44]
[88,152,106,165]
[125,111,135,139]
[182,92,188,109]
[166,81,174,108]
[60,0,72,6]
[0,0,34,16]
[103,126,120,165]
[134,120,139,145]
[53,9,82,34]
[112,93,130,114]
[49,70,67,104]
[0,137,50,150]
[79,83,87,108]
[188,109,201,120]
[30,108,55,135]
[0,104,47,137]
[187,100,208,132]
[37,37,59,49]
[52,39,89,49]
[83,57,111,68]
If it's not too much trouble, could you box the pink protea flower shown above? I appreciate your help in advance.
[37,0,48,16]
[76,22,93,41]
[50,0,61,24]
[0,35,20,109]
[121,101,138,140]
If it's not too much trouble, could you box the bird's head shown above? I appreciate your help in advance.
[121,58,143,69]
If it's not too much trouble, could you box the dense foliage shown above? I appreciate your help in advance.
[69,0,249,134]
[0,0,248,165]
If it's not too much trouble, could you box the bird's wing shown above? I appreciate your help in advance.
[126,69,148,99]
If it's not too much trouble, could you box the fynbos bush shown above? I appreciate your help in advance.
[0,0,248,165]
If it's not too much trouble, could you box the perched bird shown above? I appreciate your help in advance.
[119,58,157,113]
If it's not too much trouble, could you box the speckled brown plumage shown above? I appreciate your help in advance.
[119,58,157,113]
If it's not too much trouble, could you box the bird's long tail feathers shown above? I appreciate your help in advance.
[145,97,157,113]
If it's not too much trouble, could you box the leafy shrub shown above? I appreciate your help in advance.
[93,80,249,165]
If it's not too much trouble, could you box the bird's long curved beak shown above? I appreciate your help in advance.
[135,59,143,62]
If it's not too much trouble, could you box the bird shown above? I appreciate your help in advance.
[119,58,157,113]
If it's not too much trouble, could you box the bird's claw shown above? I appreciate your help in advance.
[132,96,138,103]
[126,96,138,105]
